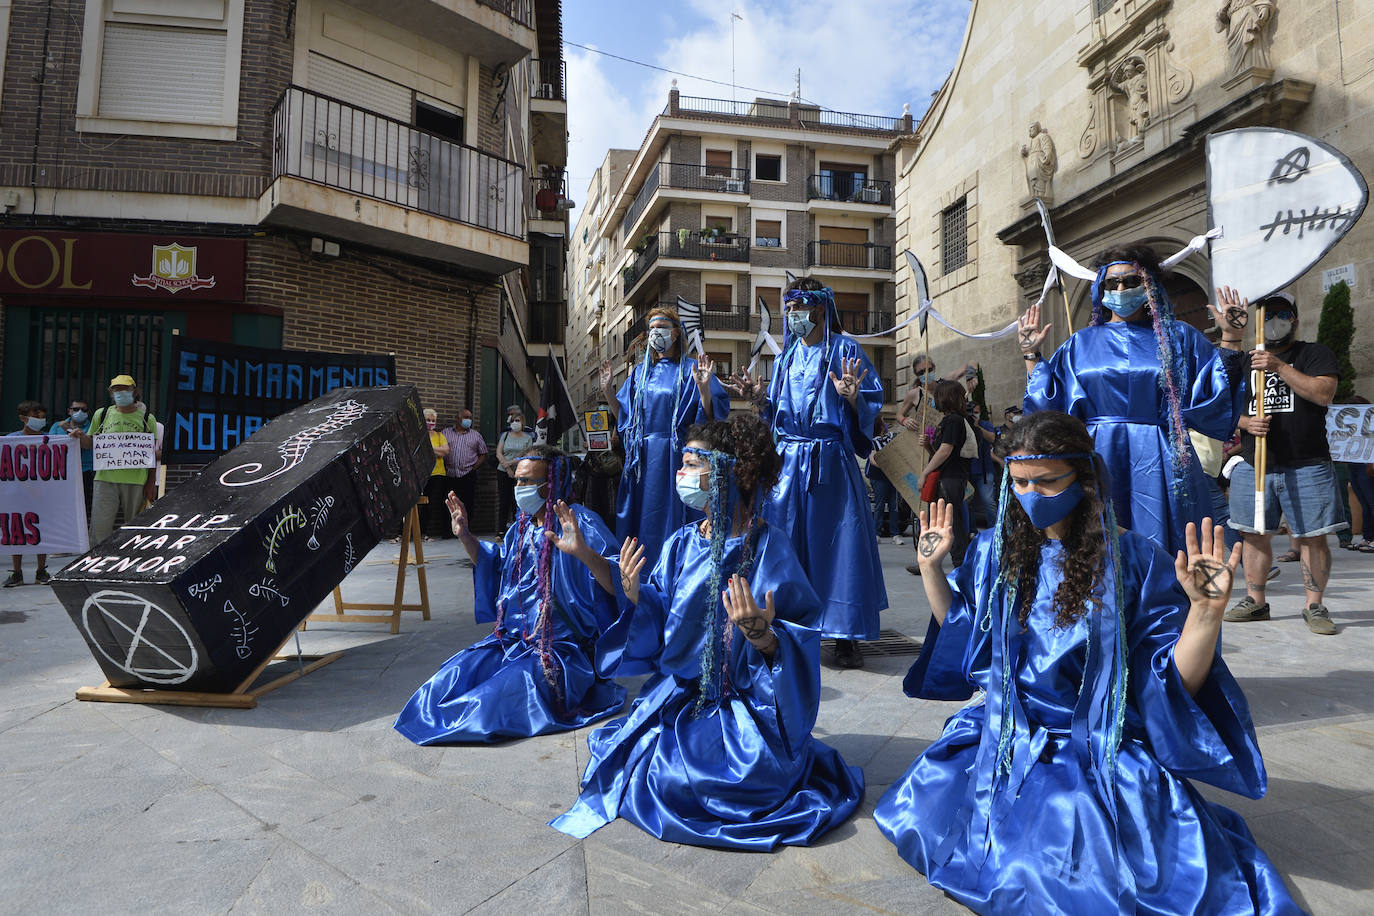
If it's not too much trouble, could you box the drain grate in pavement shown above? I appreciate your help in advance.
[822,629,924,658]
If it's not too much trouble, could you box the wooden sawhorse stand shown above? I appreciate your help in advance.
[308,499,432,635]
[75,630,343,709]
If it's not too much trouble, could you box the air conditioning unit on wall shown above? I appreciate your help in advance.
[858,186,882,204]
[722,178,745,193]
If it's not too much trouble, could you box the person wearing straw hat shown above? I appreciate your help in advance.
[88,374,157,544]
[1219,290,1344,635]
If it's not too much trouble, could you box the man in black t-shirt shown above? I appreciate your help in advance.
[1223,292,1344,635]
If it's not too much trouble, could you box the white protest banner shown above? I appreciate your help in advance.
[93,432,157,471]
[1326,404,1374,463]
[0,435,89,554]
[1208,127,1368,302]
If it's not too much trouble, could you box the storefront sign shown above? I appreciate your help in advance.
[164,337,396,463]
[93,432,157,470]
[0,231,244,300]
[0,436,88,555]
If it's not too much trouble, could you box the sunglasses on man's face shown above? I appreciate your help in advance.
[1101,275,1144,291]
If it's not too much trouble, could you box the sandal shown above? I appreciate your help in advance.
[1358,542,1374,553]
[1276,549,1300,562]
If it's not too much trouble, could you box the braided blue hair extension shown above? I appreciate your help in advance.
[1099,474,1129,783]
[686,446,739,714]
[627,335,654,483]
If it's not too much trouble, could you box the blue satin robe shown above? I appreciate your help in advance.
[615,357,730,564]
[875,532,1303,915]
[550,523,866,849]
[1025,321,1241,555]
[763,336,888,639]
[394,505,626,744]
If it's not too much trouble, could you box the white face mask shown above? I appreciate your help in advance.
[648,327,674,352]
[510,421,523,432]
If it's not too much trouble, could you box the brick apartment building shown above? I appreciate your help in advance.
[568,85,915,413]
[0,0,571,529]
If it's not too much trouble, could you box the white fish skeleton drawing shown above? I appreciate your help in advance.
[307,495,336,550]
[223,599,258,660]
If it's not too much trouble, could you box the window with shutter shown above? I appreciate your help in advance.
[704,283,733,313]
[755,219,782,247]
[77,0,245,139]
[704,150,733,176]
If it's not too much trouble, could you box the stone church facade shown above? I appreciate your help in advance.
[894,0,1374,412]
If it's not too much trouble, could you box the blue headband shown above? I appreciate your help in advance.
[1004,452,1092,461]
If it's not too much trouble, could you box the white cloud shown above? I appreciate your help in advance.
[564,0,970,214]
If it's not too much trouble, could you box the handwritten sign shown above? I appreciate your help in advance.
[0,436,88,554]
[869,428,930,513]
[1326,405,1374,463]
[93,432,157,470]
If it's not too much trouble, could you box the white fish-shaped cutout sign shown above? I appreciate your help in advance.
[1208,127,1368,302]
[674,295,706,357]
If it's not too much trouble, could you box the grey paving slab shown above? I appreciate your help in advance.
[2,535,1373,913]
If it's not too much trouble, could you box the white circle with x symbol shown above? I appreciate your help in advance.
[81,590,199,685]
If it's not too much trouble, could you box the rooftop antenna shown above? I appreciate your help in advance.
[731,13,743,103]
[795,69,801,103]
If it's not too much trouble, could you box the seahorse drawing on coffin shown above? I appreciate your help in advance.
[50,386,433,693]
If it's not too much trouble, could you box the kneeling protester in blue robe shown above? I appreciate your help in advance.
[876,411,1303,915]
[395,448,626,745]
[551,414,865,850]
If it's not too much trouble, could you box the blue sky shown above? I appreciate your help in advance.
[562,0,973,208]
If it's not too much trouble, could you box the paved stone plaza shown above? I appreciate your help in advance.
[2,536,1372,914]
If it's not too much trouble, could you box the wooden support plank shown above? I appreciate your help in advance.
[74,630,344,708]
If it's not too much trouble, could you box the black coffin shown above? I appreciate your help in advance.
[51,386,433,693]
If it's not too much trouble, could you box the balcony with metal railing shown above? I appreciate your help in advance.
[473,0,532,26]
[806,240,894,271]
[527,299,565,345]
[621,231,751,295]
[665,94,912,136]
[836,310,896,336]
[623,161,751,238]
[530,58,566,101]
[620,301,753,351]
[264,86,527,275]
[807,175,892,207]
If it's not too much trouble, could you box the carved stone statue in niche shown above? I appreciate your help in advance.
[1111,58,1150,143]
[1216,0,1278,74]
[1020,122,1058,200]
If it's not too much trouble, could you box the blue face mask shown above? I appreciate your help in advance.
[71,410,88,424]
[112,391,135,408]
[1013,479,1085,529]
[461,418,473,429]
[25,415,46,431]
[514,482,547,516]
[1101,286,1148,317]
[787,310,816,338]
[675,470,710,510]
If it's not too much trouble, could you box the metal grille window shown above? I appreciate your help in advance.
[941,197,969,274]
[27,309,167,422]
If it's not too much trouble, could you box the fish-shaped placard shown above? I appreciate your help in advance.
[1208,127,1368,302]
